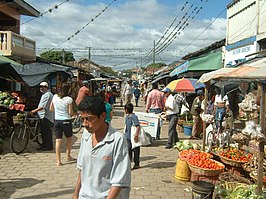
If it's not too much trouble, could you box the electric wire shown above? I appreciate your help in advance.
[7,0,71,31]
[50,0,117,50]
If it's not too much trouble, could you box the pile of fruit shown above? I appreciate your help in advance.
[187,154,224,170]
[218,148,253,162]
[179,149,212,161]
[0,91,16,107]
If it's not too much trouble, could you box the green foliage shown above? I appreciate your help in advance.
[99,66,117,77]
[146,62,166,69]
[40,50,75,63]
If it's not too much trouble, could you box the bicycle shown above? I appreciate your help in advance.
[206,115,232,150]
[71,113,82,134]
[10,112,43,154]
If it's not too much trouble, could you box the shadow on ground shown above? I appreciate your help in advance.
[141,161,176,169]
[0,178,44,199]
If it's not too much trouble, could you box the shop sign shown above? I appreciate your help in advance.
[225,43,257,66]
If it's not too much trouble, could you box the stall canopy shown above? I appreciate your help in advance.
[16,62,73,86]
[0,56,73,86]
[198,56,266,83]
[170,50,223,77]
[0,56,24,83]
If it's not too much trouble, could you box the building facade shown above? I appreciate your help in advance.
[225,0,266,66]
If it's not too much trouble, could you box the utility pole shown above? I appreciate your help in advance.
[62,49,65,64]
[88,47,91,73]
[153,40,155,75]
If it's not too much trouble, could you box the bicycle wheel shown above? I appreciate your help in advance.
[10,125,29,154]
[72,116,82,134]
[0,118,11,138]
[35,122,43,145]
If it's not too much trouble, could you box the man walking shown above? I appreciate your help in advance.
[73,96,131,199]
[146,83,164,140]
[31,82,54,151]
[163,88,181,149]
[123,80,133,104]
[75,80,92,106]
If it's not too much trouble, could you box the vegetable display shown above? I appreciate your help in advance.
[219,148,253,162]
[178,149,212,161]
[187,154,224,170]
[174,140,200,151]
[0,91,16,107]
[216,183,263,199]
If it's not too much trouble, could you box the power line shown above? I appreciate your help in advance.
[50,0,117,50]
[176,7,227,58]
[8,0,71,31]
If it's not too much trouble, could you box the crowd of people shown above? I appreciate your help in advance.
[4,77,245,199]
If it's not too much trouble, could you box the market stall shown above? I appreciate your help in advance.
[197,55,266,195]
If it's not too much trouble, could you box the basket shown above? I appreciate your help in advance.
[219,156,248,167]
[218,172,252,184]
[188,160,225,177]
[217,181,248,190]
[13,116,24,124]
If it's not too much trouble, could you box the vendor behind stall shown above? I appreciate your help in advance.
[213,88,229,129]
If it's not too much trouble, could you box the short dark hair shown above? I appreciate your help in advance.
[124,102,134,113]
[78,96,106,117]
[152,83,158,89]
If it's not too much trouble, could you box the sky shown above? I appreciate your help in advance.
[22,0,232,71]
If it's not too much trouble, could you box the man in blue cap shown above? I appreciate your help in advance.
[190,90,204,139]
[163,87,181,149]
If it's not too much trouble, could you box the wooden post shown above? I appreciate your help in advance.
[202,81,210,151]
[257,138,265,195]
[259,83,265,135]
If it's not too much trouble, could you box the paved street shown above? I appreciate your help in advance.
[0,99,194,199]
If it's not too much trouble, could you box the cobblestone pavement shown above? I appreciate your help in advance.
[0,99,196,199]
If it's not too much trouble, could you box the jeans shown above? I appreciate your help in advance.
[215,107,226,129]
[167,114,178,146]
[149,108,162,139]
[127,139,140,166]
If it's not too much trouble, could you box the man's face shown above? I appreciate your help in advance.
[40,86,48,93]
[80,111,106,133]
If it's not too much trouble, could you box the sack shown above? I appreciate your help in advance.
[131,125,151,149]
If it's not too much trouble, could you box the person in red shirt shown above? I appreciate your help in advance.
[75,81,92,106]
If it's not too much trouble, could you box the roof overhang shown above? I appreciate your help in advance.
[8,0,40,17]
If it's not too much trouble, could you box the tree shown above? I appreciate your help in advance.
[146,62,166,69]
[40,50,75,63]
[99,66,118,77]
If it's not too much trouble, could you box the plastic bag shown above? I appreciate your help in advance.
[131,125,151,149]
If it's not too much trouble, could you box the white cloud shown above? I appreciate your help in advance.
[22,0,227,70]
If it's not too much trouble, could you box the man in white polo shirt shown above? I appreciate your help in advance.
[73,96,131,199]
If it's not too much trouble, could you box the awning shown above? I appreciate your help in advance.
[151,74,170,84]
[16,62,73,86]
[0,56,24,82]
[170,50,223,77]
[198,56,266,83]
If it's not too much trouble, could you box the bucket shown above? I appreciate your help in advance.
[192,180,214,199]
[175,158,190,181]
[184,125,192,136]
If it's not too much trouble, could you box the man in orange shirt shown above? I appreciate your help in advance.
[75,81,93,106]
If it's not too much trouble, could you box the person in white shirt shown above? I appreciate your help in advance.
[213,89,229,130]
[163,88,180,149]
[50,83,75,166]
[123,80,133,104]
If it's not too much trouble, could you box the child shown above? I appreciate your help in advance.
[124,102,140,170]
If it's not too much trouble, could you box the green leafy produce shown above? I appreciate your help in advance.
[174,140,200,151]
[216,183,263,199]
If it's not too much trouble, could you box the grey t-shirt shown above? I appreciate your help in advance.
[77,125,131,199]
